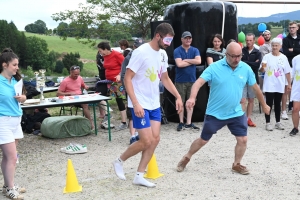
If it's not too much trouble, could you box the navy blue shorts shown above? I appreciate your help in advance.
[201,114,247,141]
[130,108,161,129]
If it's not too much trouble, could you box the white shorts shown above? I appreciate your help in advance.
[0,116,23,145]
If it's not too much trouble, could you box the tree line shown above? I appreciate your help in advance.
[238,20,300,36]
[0,20,83,77]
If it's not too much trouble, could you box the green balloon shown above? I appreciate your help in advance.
[238,31,245,43]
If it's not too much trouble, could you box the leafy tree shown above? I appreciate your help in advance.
[239,23,271,36]
[0,20,27,69]
[25,36,49,71]
[62,52,83,72]
[62,68,69,76]
[46,29,53,35]
[48,50,60,73]
[52,0,184,44]
[24,20,47,34]
[53,28,57,35]
[35,20,47,32]
[25,24,36,33]
[52,4,110,45]
[55,60,64,73]
[56,22,69,37]
[18,32,28,68]
[74,52,80,58]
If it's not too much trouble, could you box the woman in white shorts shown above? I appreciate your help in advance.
[0,48,27,199]
[259,38,292,131]
[289,55,300,136]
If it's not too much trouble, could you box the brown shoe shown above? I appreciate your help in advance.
[177,156,190,172]
[232,163,249,175]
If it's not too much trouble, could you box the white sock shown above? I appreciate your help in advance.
[131,135,135,138]
[135,132,138,136]
[282,110,287,114]
[133,172,156,187]
[112,158,126,180]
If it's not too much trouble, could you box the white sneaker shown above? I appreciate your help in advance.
[116,123,128,131]
[101,120,115,129]
[281,111,288,120]
[266,123,273,131]
[61,143,88,154]
[275,122,284,130]
[60,143,75,153]
[5,187,24,200]
[2,185,26,194]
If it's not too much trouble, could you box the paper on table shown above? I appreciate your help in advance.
[14,79,23,109]
[14,79,23,96]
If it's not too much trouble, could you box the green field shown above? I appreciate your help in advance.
[24,32,102,76]
[270,26,286,38]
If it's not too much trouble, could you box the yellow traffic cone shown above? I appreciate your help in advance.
[144,154,164,179]
[63,159,82,193]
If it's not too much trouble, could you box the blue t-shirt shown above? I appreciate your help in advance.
[200,58,256,120]
[0,75,22,117]
[174,46,200,83]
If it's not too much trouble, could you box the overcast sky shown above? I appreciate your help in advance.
[1,0,300,31]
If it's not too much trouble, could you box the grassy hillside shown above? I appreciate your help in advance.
[24,32,102,76]
[270,26,286,38]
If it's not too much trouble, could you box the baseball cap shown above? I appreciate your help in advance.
[133,38,144,47]
[263,30,271,35]
[181,31,192,38]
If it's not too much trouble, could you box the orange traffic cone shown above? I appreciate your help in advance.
[144,154,164,179]
[63,159,82,193]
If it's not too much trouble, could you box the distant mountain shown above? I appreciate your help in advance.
[238,10,300,25]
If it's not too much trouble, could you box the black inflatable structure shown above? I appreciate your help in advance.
[154,1,238,122]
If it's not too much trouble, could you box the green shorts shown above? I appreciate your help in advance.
[175,82,193,103]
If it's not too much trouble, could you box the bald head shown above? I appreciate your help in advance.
[226,42,242,55]
[226,42,242,69]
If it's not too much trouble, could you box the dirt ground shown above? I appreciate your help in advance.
[1,101,300,200]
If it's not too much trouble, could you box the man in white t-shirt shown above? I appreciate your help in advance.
[282,21,300,119]
[289,55,300,136]
[112,23,183,187]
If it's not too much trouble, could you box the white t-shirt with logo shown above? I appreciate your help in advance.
[126,43,168,110]
[291,55,300,101]
[260,53,291,93]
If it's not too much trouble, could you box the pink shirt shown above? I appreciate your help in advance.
[58,76,85,95]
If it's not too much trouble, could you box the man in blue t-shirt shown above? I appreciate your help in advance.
[176,42,270,175]
[174,31,201,131]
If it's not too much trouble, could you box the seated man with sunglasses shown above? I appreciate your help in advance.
[57,65,94,130]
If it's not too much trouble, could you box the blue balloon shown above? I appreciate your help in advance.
[258,23,267,32]
[282,32,287,38]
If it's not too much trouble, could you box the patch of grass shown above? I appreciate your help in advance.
[24,32,101,60]
[23,32,102,76]
[270,26,286,38]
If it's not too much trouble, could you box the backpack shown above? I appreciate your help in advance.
[21,110,51,133]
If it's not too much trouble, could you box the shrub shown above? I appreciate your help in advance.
[62,52,83,71]
[62,68,69,76]
[54,60,64,73]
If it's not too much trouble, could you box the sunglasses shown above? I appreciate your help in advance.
[70,66,80,71]
[159,34,173,45]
